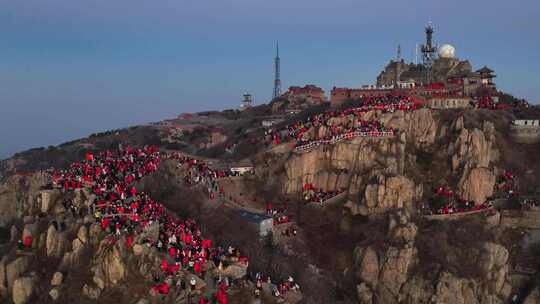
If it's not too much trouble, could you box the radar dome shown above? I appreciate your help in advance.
[438,44,456,59]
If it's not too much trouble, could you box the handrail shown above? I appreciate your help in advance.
[423,207,495,220]
[294,130,395,153]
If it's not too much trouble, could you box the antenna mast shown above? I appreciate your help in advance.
[272,41,282,100]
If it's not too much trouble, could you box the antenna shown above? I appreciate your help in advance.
[272,41,282,100]
[415,44,419,65]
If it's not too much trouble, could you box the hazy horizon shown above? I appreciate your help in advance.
[1,0,539,159]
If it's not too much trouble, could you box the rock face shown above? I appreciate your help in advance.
[51,272,63,286]
[354,211,418,303]
[524,288,540,304]
[92,242,127,290]
[361,175,419,214]
[6,257,31,291]
[0,172,48,226]
[12,276,36,304]
[40,190,60,213]
[353,211,512,304]
[283,110,436,196]
[46,224,67,258]
[283,109,502,217]
[284,110,437,215]
[459,167,496,204]
[451,121,499,204]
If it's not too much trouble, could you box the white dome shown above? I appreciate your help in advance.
[438,44,456,59]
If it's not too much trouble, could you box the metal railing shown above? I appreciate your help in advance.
[294,130,395,153]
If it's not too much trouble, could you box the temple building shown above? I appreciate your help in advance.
[330,25,498,108]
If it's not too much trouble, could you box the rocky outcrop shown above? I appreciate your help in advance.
[284,135,407,195]
[92,242,127,290]
[358,175,420,215]
[450,120,499,204]
[525,288,540,304]
[0,172,48,225]
[6,256,31,291]
[12,275,37,304]
[459,167,496,204]
[378,108,438,148]
[46,224,68,258]
[51,272,63,286]
[353,211,512,304]
[284,110,439,216]
[39,189,60,213]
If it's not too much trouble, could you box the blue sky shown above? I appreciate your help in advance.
[1,0,539,159]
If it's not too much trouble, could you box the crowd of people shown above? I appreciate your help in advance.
[170,153,245,201]
[421,185,493,215]
[294,125,395,152]
[43,147,257,301]
[266,94,417,150]
[495,170,518,198]
[45,147,302,302]
[303,183,345,204]
[253,273,300,298]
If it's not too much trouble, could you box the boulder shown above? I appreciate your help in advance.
[432,272,476,304]
[355,246,379,287]
[12,276,36,304]
[0,261,7,297]
[92,243,126,289]
[40,190,59,213]
[51,272,63,286]
[133,244,144,256]
[77,225,89,245]
[46,224,67,257]
[83,215,95,224]
[22,216,34,225]
[459,167,496,204]
[82,284,101,300]
[6,256,31,290]
[363,175,416,214]
[378,246,416,297]
[357,283,374,304]
[10,226,19,242]
[524,287,540,304]
[49,288,60,301]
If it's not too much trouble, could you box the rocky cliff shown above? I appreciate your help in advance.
[282,109,500,215]
[353,211,512,304]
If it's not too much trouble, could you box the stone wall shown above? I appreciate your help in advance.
[427,97,471,109]
[509,126,540,144]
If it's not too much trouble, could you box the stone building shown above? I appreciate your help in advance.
[284,85,326,105]
[330,87,393,107]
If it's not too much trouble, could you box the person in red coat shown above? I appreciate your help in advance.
[23,235,32,248]
[161,259,168,272]
[216,285,228,304]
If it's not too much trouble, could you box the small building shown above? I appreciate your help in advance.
[477,66,496,88]
[284,85,326,105]
[330,86,394,107]
[239,93,253,111]
[237,210,273,237]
